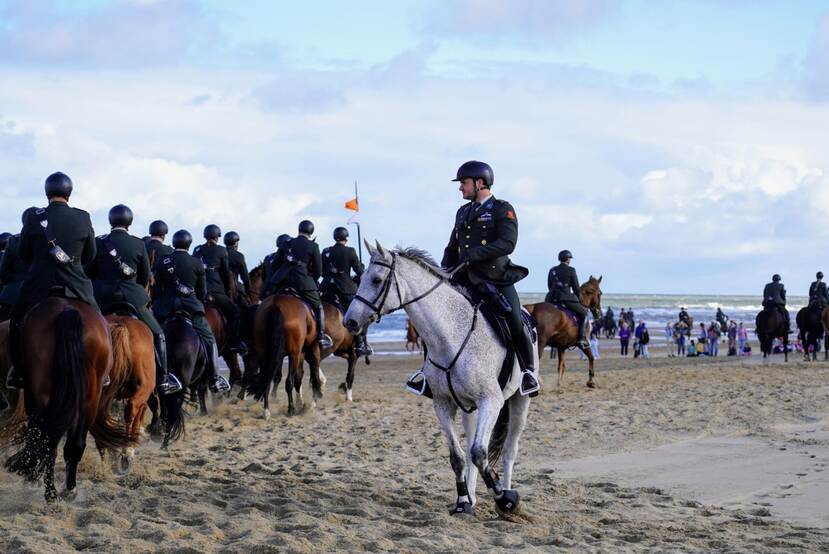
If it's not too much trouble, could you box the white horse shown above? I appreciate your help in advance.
[344,242,534,516]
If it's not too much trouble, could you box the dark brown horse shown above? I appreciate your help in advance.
[524,276,603,390]
[321,301,362,402]
[0,320,26,439]
[101,315,156,472]
[796,305,824,361]
[756,305,789,361]
[4,298,137,501]
[248,294,323,418]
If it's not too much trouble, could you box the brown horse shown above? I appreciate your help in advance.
[248,294,323,418]
[405,318,421,351]
[524,275,603,390]
[321,301,363,402]
[100,314,156,472]
[4,298,137,501]
[0,320,26,438]
[756,305,789,361]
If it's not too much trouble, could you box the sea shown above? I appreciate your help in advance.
[366,293,809,342]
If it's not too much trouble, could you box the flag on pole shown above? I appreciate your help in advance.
[345,198,359,211]
[347,213,360,225]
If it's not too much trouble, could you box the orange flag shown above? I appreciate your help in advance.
[345,197,359,211]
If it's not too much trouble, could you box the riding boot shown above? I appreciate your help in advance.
[6,319,23,389]
[154,333,182,395]
[315,305,333,349]
[405,367,433,398]
[515,327,540,397]
[355,331,373,356]
[208,342,230,393]
[228,313,248,356]
[576,316,589,349]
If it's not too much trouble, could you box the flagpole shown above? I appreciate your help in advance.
[354,180,363,263]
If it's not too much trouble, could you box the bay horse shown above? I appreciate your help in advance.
[796,305,824,361]
[406,318,421,351]
[524,276,603,390]
[247,294,323,418]
[100,314,156,471]
[755,305,789,361]
[4,298,137,501]
[345,243,532,517]
[321,299,362,402]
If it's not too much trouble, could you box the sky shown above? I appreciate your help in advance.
[1,0,829,294]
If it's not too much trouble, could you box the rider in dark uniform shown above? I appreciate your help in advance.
[678,307,690,326]
[145,220,174,263]
[7,172,99,389]
[545,250,589,348]
[809,272,829,310]
[408,160,538,397]
[193,224,245,354]
[262,220,333,349]
[763,274,790,333]
[151,230,230,393]
[224,231,251,305]
[86,205,181,395]
[320,226,372,355]
[262,234,292,287]
[0,208,36,322]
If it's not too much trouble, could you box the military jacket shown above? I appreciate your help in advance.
[320,243,362,296]
[268,235,322,292]
[545,263,581,304]
[193,242,232,298]
[441,196,528,287]
[18,201,97,307]
[145,239,174,267]
[0,234,30,305]
[763,282,786,305]
[86,229,152,311]
[151,250,208,318]
[809,281,829,305]
[227,248,251,295]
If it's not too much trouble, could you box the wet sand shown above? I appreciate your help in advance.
[1,339,828,552]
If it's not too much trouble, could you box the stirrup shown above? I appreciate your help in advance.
[319,334,333,349]
[230,340,249,356]
[405,370,432,398]
[519,370,540,397]
[158,374,183,395]
[355,342,373,356]
[102,375,111,387]
[211,375,231,393]
[576,339,590,349]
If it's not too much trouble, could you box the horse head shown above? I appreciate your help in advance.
[343,240,396,333]
[248,263,264,304]
[580,275,603,319]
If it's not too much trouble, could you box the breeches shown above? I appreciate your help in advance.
[495,284,524,340]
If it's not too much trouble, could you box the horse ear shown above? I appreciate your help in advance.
[598,275,602,283]
[376,241,388,258]
[589,274,594,281]
[364,239,376,256]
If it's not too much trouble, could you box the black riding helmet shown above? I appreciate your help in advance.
[333,226,348,241]
[452,160,494,188]
[172,229,193,250]
[45,171,73,199]
[21,206,37,225]
[224,231,240,246]
[276,234,291,248]
[0,232,10,250]
[818,271,824,280]
[558,249,573,262]
[108,204,133,228]
[298,220,314,235]
[203,224,221,240]
[772,274,781,282]
[149,220,168,236]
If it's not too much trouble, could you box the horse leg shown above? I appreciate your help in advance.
[226,353,242,391]
[433,399,473,516]
[502,393,531,490]
[198,385,208,416]
[147,393,161,436]
[784,335,789,362]
[469,397,519,513]
[557,348,566,391]
[583,346,596,388]
[63,421,89,499]
[43,435,61,502]
[304,349,323,407]
[345,352,356,402]
[460,410,479,506]
[285,356,297,416]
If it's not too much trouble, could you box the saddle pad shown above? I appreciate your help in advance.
[553,304,580,327]
[477,302,536,392]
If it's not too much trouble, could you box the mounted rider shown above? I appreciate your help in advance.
[261,220,333,349]
[223,231,251,305]
[320,226,372,356]
[762,274,790,333]
[0,208,36,322]
[262,233,292,286]
[678,307,691,326]
[809,271,829,310]
[86,204,182,394]
[145,220,174,262]
[545,250,589,349]
[7,172,99,389]
[151,229,230,393]
[408,160,538,397]
[194,224,246,354]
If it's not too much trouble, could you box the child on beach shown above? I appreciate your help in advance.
[619,322,631,356]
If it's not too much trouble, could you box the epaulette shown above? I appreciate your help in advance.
[35,208,46,215]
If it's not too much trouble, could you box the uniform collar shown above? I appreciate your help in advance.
[174,248,189,252]
[110,227,128,233]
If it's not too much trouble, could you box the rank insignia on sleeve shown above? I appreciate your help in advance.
[506,210,515,220]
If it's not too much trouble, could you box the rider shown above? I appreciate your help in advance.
[151,229,230,393]
[86,205,182,394]
[145,219,174,262]
[0,208,36,322]
[262,233,292,287]
[320,226,372,356]
[762,274,790,333]
[223,231,251,305]
[261,220,333,349]
[678,307,690,326]
[809,271,829,310]
[7,172,99,389]
[194,224,246,354]
[408,160,538,397]
[716,307,728,327]
[545,250,589,349]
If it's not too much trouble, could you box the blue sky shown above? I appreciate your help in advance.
[1,0,828,294]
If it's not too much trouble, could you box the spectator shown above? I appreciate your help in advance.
[687,339,697,357]
[696,339,706,356]
[727,321,738,356]
[676,325,687,357]
[737,322,748,355]
[619,321,631,356]
[698,322,707,343]
[640,323,650,358]
[707,323,719,356]
[665,322,674,357]
[634,320,645,357]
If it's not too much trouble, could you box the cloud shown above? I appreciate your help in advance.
[803,12,829,100]
[249,72,347,113]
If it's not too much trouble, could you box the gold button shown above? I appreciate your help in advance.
[465,235,470,239]
[481,240,487,245]
[465,245,469,248]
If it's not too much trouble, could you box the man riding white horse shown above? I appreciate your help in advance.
[405,160,539,397]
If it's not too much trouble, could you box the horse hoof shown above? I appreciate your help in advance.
[495,489,520,513]
[319,371,327,387]
[346,388,353,402]
[450,501,475,516]
[586,382,596,389]
[338,382,347,394]
[119,455,133,474]
[263,409,271,420]
[60,488,78,502]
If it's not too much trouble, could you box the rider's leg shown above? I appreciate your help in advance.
[305,292,332,349]
[497,284,539,396]
[139,306,181,394]
[566,301,589,347]
[5,298,31,389]
[194,314,230,393]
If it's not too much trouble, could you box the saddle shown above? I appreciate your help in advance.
[551,303,580,327]
[321,292,347,315]
[102,301,140,319]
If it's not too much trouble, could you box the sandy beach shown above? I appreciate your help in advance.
[1,338,828,553]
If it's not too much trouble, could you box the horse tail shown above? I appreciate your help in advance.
[45,308,87,441]
[89,322,139,450]
[162,392,186,443]
[488,401,511,467]
[250,305,284,401]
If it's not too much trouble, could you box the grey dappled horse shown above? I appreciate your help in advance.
[344,242,534,516]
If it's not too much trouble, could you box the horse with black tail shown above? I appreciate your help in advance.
[0,320,26,440]
[4,298,137,501]
[755,304,790,361]
[345,242,532,517]
[796,305,824,361]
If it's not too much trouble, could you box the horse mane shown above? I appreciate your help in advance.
[392,247,471,300]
